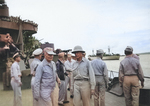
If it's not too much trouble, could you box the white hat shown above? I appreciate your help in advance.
[96,49,104,54]
[44,47,55,55]
[13,52,20,59]
[33,48,43,56]
[72,45,85,53]
[125,46,133,52]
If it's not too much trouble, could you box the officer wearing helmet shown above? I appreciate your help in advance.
[71,45,96,106]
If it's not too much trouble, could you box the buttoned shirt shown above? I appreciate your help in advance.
[119,56,144,85]
[34,59,57,101]
[64,59,75,72]
[11,61,21,83]
[71,57,96,89]
[30,58,41,75]
[91,57,108,84]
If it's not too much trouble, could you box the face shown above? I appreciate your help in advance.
[68,57,71,61]
[39,54,42,60]
[75,52,83,60]
[45,52,53,62]
[16,56,21,62]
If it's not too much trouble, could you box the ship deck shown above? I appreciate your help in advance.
[0,82,125,106]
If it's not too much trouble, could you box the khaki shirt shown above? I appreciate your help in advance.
[71,57,96,89]
[119,56,144,86]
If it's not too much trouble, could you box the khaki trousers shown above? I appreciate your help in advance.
[51,83,59,106]
[38,97,52,106]
[73,80,90,106]
[94,76,106,106]
[123,76,140,106]
[11,78,22,106]
[31,77,38,106]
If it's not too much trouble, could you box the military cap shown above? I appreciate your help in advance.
[125,46,133,52]
[33,48,43,56]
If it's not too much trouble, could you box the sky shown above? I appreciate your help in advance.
[6,0,150,55]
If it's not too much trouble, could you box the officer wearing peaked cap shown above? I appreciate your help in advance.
[30,48,43,106]
[11,52,22,106]
[34,47,57,106]
[71,45,96,106]
[91,49,108,106]
[119,46,144,106]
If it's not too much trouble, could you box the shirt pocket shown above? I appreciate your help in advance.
[42,66,53,79]
[79,63,88,76]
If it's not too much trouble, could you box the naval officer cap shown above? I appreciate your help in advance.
[13,52,20,59]
[97,49,104,54]
[72,45,85,53]
[44,47,55,55]
[33,48,43,56]
[125,46,133,52]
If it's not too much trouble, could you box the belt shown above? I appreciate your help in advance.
[75,79,89,81]
[124,74,137,76]
[95,75,103,76]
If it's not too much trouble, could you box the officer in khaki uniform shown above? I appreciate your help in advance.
[119,46,144,106]
[91,49,108,106]
[71,45,96,106]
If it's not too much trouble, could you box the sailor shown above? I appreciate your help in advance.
[71,45,96,106]
[11,52,22,106]
[34,47,57,106]
[56,52,69,105]
[64,54,75,98]
[119,46,144,106]
[91,49,108,106]
[30,48,43,106]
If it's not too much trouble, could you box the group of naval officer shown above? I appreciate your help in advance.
[10,45,144,106]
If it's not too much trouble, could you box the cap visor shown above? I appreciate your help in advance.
[47,51,55,55]
[72,51,85,53]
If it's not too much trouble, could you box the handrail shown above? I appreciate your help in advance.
[108,70,150,79]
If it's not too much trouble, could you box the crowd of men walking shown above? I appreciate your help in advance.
[10,45,144,106]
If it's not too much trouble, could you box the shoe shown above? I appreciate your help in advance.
[58,101,63,105]
[63,101,69,103]
[70,95,74,98]
[67,88,70,91]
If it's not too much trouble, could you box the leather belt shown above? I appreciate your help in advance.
[75,79,89,81]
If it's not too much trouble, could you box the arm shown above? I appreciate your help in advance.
[138,63,144,87]
[34,64,43,100]
[119,63,124,87]
[88,61,96,90]
[103,63,109,88]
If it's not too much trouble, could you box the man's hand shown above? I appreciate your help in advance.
[35,98,38,101]
[91,89,95,95]
[141,82,144,88]
[18,82,22,87]
[3,46,9,49]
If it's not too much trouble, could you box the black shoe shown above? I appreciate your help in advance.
[67,88,70,91]
[70,95,74,98]
[63,101,69,103]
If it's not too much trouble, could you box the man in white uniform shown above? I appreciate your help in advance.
[30,48,42,106]
[34,47,57,106]
[11,53,22,106]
